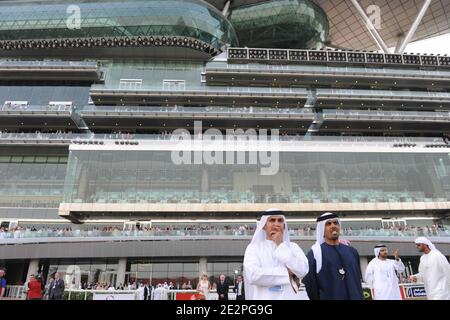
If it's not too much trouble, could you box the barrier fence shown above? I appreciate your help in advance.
[5,283,427,300]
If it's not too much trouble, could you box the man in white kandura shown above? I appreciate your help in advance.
[410,237,450,300]
[364,244,405,300]
[243,208,309,300]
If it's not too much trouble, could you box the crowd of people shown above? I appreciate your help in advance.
[1,208,448,301]
[0,223,448,239]
[1,129,449,146]
[6,273,243,301]
[243,209,450,301]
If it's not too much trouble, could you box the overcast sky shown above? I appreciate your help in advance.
[394,33,450,55]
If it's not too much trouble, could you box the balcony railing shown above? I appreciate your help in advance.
[226,47,450,69]
[208,60,450,78]
[1,104,72,112]
[322,109,450,120]
[317,88,450,99]
[78,105,315,117]
[1,228,449,241]
[0,132,446,144]
[90,83,309,96]
[0,59,98,69]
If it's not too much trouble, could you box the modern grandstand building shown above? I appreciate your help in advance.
[0,0,449,295]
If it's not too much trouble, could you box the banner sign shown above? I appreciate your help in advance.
[93,292,137,300]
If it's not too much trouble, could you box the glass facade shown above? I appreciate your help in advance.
[47,258,118,287]
[103,60,204,91]
[0,0,238,50]
[0,86,91,108]
[229,0,329,48]
[207,262,243,286]
[0,156,67,208]
[63,148,450,205]
[126,261,199,287]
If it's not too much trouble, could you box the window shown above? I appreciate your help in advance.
[2,101,28,110]
[48,101,72,111]
[162,79,185,91]
[119,79,143,90]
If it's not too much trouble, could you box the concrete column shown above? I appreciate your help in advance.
[359,256,369,280]
[201,166,209,193]
[116,258,127,288]
[319,169,329,195]
[199,257,208,277]
[222,0,231,17]
[26,259,40,281]
[396,0,432,53]
[77,166,89,200]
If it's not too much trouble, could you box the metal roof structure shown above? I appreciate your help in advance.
[207,0,450,52]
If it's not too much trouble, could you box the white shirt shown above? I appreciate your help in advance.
[365,258,405,300]
[152,287,166,300]
[137,286,145,300]
[197,280,210,297]
[244,240,309,300]
[237,282,243,295]
[415,250,450,300]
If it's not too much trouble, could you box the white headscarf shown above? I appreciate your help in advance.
[374,244,387,258]
[245,208,290,299]
[311,212,341,273]
[414,237,437,251]
[249,208,290,246]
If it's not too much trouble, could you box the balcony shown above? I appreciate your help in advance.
[321,110,450,134]
[89,84,308,107]
[78,105,315,130]
[227,47,450,69]
[316,88,450,110]
[0,59,100,81]
[1,227,448,245]
[205,60,450,89]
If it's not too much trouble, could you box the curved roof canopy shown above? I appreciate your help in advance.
[229,0,329,49]
[208,0,450,52]
[0,0,238,52]
[1,0,449,55]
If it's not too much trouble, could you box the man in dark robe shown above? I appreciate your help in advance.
[303,212,364,300]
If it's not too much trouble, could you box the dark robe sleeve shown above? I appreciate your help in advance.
[302,250,320,300]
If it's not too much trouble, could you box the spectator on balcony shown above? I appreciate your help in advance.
[26,274,43,300]
[143,282,151,300]
[196,274,211,300]
[303,212,364,300]
[364,245,405,300]
[137,282,145,300]
[47,272,65,300]
[410,237,450,300]
[152,283,166,300]
[243,208,309,300]
[443,133,450,145]
[216,274,229,300]
[0,268,6,299]
[234,275,245,300]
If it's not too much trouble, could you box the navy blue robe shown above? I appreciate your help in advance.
[303,243,364,300]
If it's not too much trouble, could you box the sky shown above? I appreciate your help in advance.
[392,33,450,55]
